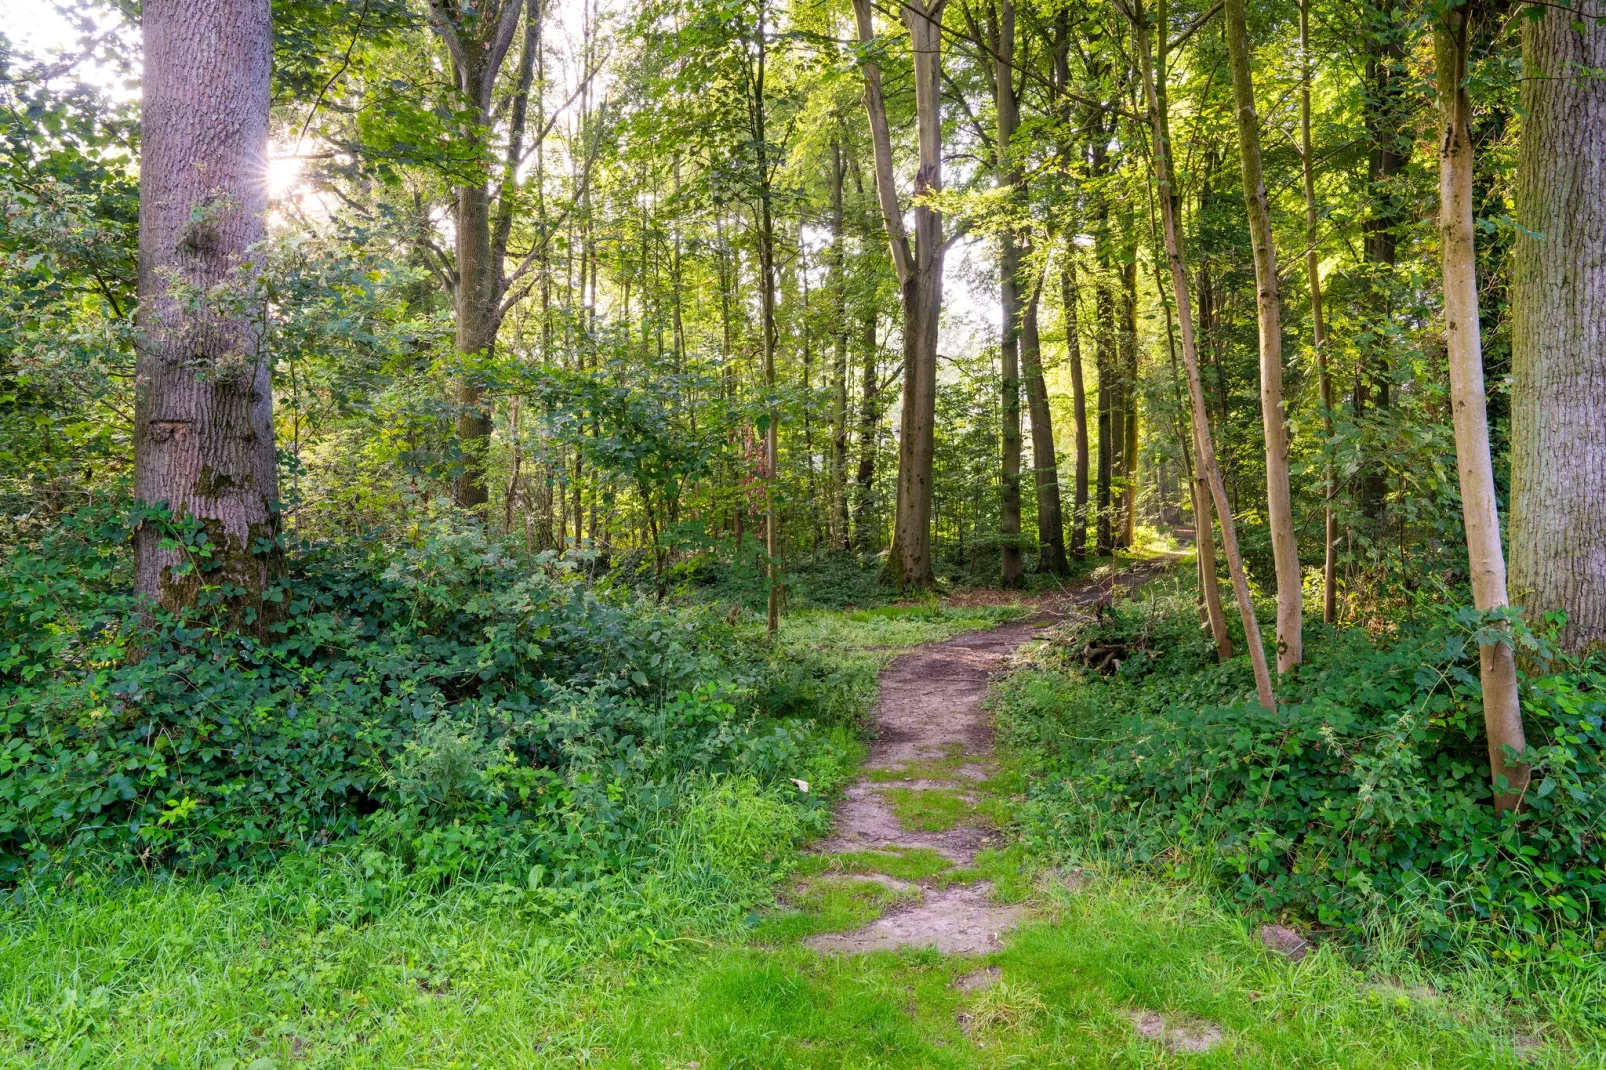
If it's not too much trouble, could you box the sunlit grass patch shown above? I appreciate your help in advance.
[750,876,920,943]
[797,846,954,883]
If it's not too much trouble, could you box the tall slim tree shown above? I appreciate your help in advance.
[1061,253,1091,560]
[1224,0,1302,672]
[1022,284,1069,573]
[1434,0,1527,811]
[134,0,280,619]
[1509,1,1606,653]
[988,0,1024,586]
[852,0,949,588]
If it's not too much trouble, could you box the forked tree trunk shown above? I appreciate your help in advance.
[1509,2,1606,654]
[134,0,281,620]
[1134,0,1275,708]
[1022,289,1069,573]
[1435,4,1528,812]
[1224,0,1302,672]
[991,0,1024,586]
[1299,0,1338,626]
[853,0,948,589]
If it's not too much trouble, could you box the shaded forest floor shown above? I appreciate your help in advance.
[1,556,1596,1068]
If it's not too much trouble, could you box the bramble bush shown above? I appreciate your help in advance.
[999,578,1606,961]
[0,502,852,883]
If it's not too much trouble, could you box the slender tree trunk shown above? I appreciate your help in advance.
[853,0,948,589]
[1022,286,1068,573]
[854,308,881,551]
[829,139,853,550]
[1062,254,1090,559]
[1120,256,1139,548]
[1134,0,1275,708]
[1300,0,1338,626]
[1435,4,1529,812]
[749,5,782,636]
[1225,0,1302,671]
[134,0,282,620]
[1510,1,1606,654]
[1095,272,1115,557]
[991,0,1024,585]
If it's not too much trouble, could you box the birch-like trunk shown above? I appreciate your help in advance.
[134,0,281,620]
[1435,5,1529,812]
[1509,2,1606,654]
[1224,0,1302,672]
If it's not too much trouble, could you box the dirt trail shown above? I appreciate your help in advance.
[806,559,1172,956]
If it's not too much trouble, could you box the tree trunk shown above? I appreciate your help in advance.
[1225,0,1302,672]
[134,0,281,620]
[1120,256,1139,549]
[1095,273,1116,557]
[829,139,853,550]
[853,0,948,589]
[854,308,881,551]
[1134,0,1275,708]
[1022,286,1068,573]
[1510,1,1606,654]
[1062,254,1090,560]
[1435,4,1528,812]
[1300,0,1338,626]
[991,0,1024,586]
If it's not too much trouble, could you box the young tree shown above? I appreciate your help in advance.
[134,0,280,619]
[1129,0,1275,709]
[1223,0,1302,672]
[988,0,1024,586]
[852,0,949,588]
[1060,253,1091,560]
[1434,0,1527,811]
[1509,2,1606,653]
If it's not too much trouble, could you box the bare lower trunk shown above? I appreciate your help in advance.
[829,140,852,550]
[854,309,880,551]
[1119,258,1138,549]
[1510,2,1606,654]
[1225,0,1301,671]
[853,0,947,589]
[453,181,496,509]
[1436,8,1528,813]
[1300,0,1338,626]
[134,0,282,621]
[1095,275,1115,557]
[1063,255,1090,559]
[1135,0,1275,708]
[1022,291,1068,573]
[992,0,1023,586]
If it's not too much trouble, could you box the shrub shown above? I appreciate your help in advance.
[0,502,848,882]
[1000,580,1606,957]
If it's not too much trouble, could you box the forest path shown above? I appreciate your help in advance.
[803,557,1174,956]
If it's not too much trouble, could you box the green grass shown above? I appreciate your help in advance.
[2,595,1601,1067]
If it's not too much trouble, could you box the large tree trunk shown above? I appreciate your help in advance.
[1436,4,1528,812]
[1509,2,1606,654]
[1300,0,1338,626]
[1224,0,1302,672]
[1134,0,1275,708]
[1062,254,1090,559]
[1022,288,1068,573]
[853,0,948,589]
[134,0,281,620]
[990,0,1024,586]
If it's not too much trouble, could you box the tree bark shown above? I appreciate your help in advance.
[829,139,853,550]
[1062,254,1090,559]
[1133,0,1275,708]
[1300,0,1338,626]
[1022,285,1068,573]
[854,307,881,552]
[1435,3,1528,812]
[134,0,281,621]
[853,0,948,589]
[1120,255,1139,548]
[1224,0,1302,672]
[991,0,1024,586]
[1509,1,1606,654]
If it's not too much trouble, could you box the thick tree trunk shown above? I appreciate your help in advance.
[1062,255,1090,559]
[992,0,1023,586]
[1300,0,1338,626]
[853,0,947,589]
[134,0,281,620]
[1134,0,1275,708]
[1022,289,1068,573]
[1225,0,1302,672]
[1510,2,1606,654]
[1436,6,1528,812]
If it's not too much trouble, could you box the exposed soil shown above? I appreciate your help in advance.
[806,558,1174,956]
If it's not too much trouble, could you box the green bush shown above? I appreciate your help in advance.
[0,503,848,881]
[999,581,1606,959]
